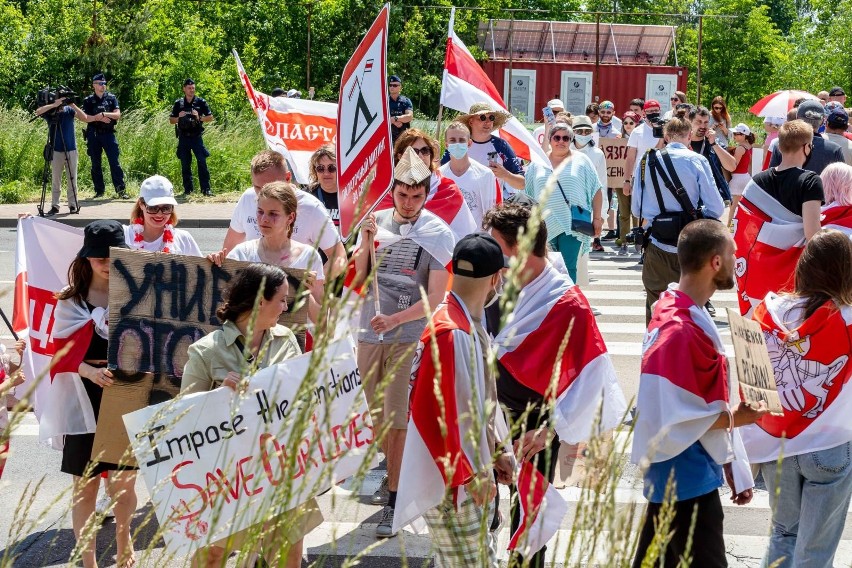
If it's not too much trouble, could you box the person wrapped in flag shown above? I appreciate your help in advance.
[351,147,455,538]
[483,203,626,565]
[741,229,852,568]
[631,220,768,568]
[0,339,26,479]
[393,233,512,567]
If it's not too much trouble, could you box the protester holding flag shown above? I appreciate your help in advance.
[124,175,202,256]
[631,220,767,568]
[351,147,454,538]
[181,263,320,568]
[741,229,852,568]
[52,220,138,568]
[483,203,626,565]
[394,233,511,566]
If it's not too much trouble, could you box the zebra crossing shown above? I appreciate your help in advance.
[4,250,852,567]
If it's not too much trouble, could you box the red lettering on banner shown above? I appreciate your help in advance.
[27,286,58,356]
[170,460,208,520]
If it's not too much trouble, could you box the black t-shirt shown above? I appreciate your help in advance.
[311,183,340,230]
[751,167,824,216]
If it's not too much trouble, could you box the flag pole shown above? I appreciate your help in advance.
[435,104,444,143]
[369,241,384,343]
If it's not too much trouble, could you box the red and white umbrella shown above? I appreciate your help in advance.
[750,90,819,118]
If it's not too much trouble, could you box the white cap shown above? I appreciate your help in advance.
[287,89,302,98]
[763,116,785,126]
[732,123,751,136]
[140,175,178,207]
[547,99,565,110]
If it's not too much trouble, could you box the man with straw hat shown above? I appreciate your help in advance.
[351,147,455,538]
[443,102,525,196]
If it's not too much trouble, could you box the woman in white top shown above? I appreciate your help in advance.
[124,175,202,256]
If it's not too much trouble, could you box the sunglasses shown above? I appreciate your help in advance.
[144,204,174,215]
[712,106,724,110]
[389,83,401,87]
[477,114,496,122]
[410,146,432,156]
[94,81,107,86]
[551,134,572,142]
[670,97,680,101]
[733,132,745,136]
[315,164,337,173]
[623,120,635,126]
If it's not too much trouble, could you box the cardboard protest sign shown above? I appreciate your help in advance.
[727,309,784,413]
[93,249,308,466]
[123,337,373,556]
[336,4,394,239]
[599,138,629,187]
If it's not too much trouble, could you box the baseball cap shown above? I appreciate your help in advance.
[599,100,615,110]
[732,123,751,136]
[78,220,129,259]
[92,73,106,83]
[183,78,195,86]
[140,175,178,207]
[830,86,846,97]
[547,98,565,110]
[452,233,509,278]
[797,100,826,121]
[388,75,402,84]
[644,99,661,112]
[270,87,286,97]
[828,108,849,128]
[286,89,301,98]
[763,116,785,126]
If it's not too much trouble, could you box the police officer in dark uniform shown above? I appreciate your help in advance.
[82,73,128,199]
[387,74,413,146]
[169,78,214,196]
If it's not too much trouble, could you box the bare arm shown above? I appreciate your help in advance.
[712,139,737,172]
[35,100,64,117]
[322,241,348,279]
[369,268,450,335]
[489,161,525,190]
[623,146,638,196]
[397,108,414,125]
[731,146,746,168]
[709,401,769,430]
[222,227,246,253]
[802,200,822,240]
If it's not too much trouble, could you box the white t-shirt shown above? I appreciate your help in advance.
[438,160,498,228]
[575,144,607,190]
[122,225,202,256]
[227,239,325,279]
[229,187,341,252]
[627,123,660,159]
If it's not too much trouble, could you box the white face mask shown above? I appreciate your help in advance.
[484,274,504,308]
[447,142,468,159]
[575,133,594,146]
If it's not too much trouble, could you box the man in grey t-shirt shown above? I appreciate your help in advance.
[351,147,453,538]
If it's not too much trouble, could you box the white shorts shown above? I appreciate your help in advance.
[729,173,751,196]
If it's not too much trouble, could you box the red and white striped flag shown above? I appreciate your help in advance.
[13,217,90,449]
[441,9,548,166]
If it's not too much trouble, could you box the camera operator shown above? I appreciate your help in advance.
[630,117,724,324]
[688,106,734,204]
[622,99,666,200]
[81,74,128,199]
[35,91,86,215]
[169,78,213,196]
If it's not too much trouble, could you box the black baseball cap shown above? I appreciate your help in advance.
[92,73,106,83]
[78,220,129,259]
[388,75,402,84]
[270,87,286,97]
[452,233,509,278]
[828,108,849,128]
[830,86,846,96]
[184,78,195,86]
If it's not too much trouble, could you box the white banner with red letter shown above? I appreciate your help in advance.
[123,337,374,556]
[13,216,87,448]
[336,4,394,239]
[234,50,338,185]
[441,8,548,166]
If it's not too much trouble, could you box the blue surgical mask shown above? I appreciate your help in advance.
[575,133,594,146]
[447,142,468,159]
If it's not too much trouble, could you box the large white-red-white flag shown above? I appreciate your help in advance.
[441,9,548,166]
[741,294,852,464]
[13,217,88,448]
[234,50,337,185]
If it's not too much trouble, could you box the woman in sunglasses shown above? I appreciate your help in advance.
[124,175,202,256]
[710,96,732,149]
[307,145,340,234]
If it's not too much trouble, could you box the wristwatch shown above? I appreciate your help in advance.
[624,178,632,184]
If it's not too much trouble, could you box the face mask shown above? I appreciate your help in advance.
[575,133,594,146]
[484,274,504,308]
[645,113,660,123]
[447,142,468,159]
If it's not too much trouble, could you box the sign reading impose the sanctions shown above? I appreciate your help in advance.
[336,4,394,239]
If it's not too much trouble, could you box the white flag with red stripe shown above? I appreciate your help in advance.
[508,462,569,556]
[13,217,89,448]
[441,9,548,166]
[363,209,455,272]
[234,50,337,185]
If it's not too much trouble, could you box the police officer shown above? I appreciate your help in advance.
[82,73,128,199]
[169,78,213,196]
[387,75,413,146]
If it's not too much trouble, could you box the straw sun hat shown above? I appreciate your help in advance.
[458,102,512,130]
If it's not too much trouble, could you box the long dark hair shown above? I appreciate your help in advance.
[216,264,289,323]
[56,257,94,303]
[711,96,731,124]
[790,229,852,319]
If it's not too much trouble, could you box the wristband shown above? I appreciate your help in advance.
[624,178,632,184]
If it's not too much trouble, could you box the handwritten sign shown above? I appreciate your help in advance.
[599,138,629,187]
[92,249,309,466]
[727,309,784,413]
[123,337,374,555]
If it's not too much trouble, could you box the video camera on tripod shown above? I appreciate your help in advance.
[35,85,80,217]
[36,85,78,116]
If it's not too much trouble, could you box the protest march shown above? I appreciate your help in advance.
[5,3,852,568]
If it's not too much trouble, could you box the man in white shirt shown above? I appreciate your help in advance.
[223,149,346,277]
[622,99,666,202]
[439,121,499,229]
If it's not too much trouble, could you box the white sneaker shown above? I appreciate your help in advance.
[96,493,115,519]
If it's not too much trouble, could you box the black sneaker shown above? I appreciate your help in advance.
[601,230,617,241]
[202,189,212,197]
[592,239,605,252]
[69,205,78,214]
[93,191,104,199]
[183,189,193,196]
[46,206,60,216]
[116,190,129,199]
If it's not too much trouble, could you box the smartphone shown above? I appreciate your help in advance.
[543,106,556,125]
[487,151,499,165]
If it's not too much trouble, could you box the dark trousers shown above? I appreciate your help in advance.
[641,242,681,324]
[632,490,727,568]
[177,135,210,193]
[87,131,125,194]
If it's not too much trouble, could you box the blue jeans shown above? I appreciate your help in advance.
[760,441,852,568]
[550,232,581,283]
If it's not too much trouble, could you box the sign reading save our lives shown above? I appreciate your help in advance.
[123,337,375,556]
[336,4,394,239]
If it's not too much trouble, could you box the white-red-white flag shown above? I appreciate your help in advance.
[234,50,337,185]
[441,9,548,166]
[13,217,90,448]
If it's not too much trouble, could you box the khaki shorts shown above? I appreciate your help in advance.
[357,341,417,430]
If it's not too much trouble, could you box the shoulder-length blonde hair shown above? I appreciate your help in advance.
[309,144,336,184]
[258,181,298,238]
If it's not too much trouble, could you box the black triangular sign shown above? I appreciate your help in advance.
[346,89,378,156]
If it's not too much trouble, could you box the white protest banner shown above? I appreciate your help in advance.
[234,50,338,184]
[727,308,784,413]
[336,4,394,239]
[123,337,374,556]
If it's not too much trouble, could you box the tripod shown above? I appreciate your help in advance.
[37,107,80,217]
